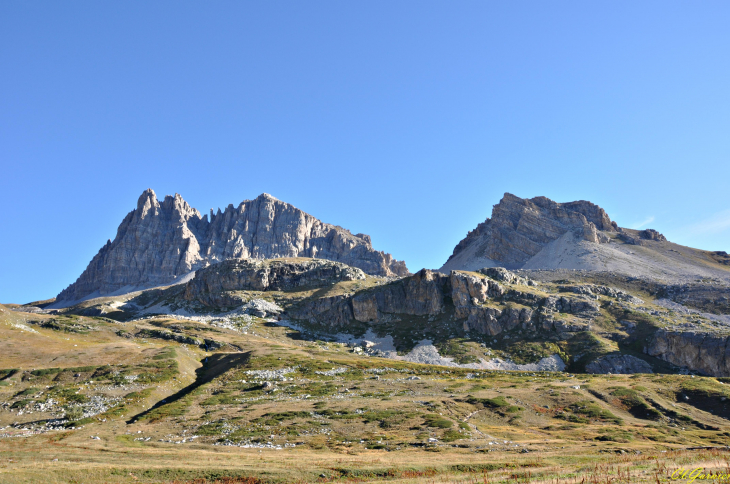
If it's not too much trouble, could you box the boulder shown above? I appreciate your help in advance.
[586,354,653,374]
[479,267,529,286]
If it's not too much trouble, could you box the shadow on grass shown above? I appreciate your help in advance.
[127,352,251,424]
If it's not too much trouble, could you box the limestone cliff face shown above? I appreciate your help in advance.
[57,190,408,302]
[290,267,601,337]
[442,193,618,271]
[351,269,449,321]
[287,269,449,329]
[647,330,730,377]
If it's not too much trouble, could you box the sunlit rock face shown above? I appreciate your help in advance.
[441,193,618,272]
[57,190,408,302]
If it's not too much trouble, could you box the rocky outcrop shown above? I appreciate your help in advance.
[450,271,505,318]
[449,271,531,335]
[183,258,365,306]
[241,299,284,318]
[646,330,730,377]
[461,305,534,336]
[134,328,225,351]
[540,295,600,319]
[560,284,644,304]
[288,269,448,329]
[291,266,604,337]
[479,267,533,286]
[585,354,653,374]
[442,193,618,271]
[711,251,730,266]
[57,190,408,302]
[617,228,667,246]
[639,229,667,242]
[658,283,730,315]
[289,295,354,329]
[351,269,448,321]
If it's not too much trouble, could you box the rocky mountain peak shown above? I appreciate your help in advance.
[441,193,646,274]
[443,193,619,271]
[440,192,730,282]
[56,189,408,303]
[136,188,158,216]
[522,194,616,232]
[137,187,156,205]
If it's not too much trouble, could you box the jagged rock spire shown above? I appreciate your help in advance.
[57,190,408,302]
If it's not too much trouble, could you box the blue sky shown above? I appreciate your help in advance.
[1,1,729,303]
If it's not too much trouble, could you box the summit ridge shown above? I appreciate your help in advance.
[56,190,408,303]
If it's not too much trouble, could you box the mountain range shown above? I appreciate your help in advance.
[34,188,729,378]
[57,189,730,304]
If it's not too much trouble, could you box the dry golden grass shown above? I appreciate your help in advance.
[1,303,730,483]
[1,434,730,483]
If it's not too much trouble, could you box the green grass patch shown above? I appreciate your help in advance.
[124,388,153,402]
[362,409,414,429]
[595,428,634,442]
[0,369,19,380]
[318,409,359,420]
[253,411,311,426]
[441,429,465,442]
[152,347,177,360]
[423,414,452,428]
[200,392,242,406]
[30,368,61,377]
[610,387,662,420]
[504,341,566,365]
[11,398,34,409]
[466,395,522,413]
[14,387,39,397]
[196,422,230,436]
[298,382,338,397]
[565,401,622,424]
[435,339,480,365]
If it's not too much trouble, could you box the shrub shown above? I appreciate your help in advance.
[64,406,84,421]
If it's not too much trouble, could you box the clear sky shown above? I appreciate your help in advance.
[2,2,729,303]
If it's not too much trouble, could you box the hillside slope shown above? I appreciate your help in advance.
[3,285,730,484]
